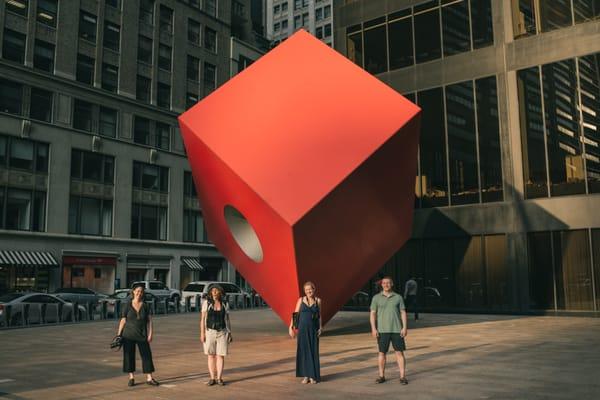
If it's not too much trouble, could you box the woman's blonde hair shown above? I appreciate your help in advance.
[303,281,316,290]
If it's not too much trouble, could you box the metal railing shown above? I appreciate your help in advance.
[0,294,268,329]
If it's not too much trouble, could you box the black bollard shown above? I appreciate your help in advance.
[195,294,201,312]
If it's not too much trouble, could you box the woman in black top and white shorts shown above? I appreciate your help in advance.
[116,283,159,387]
[200,284,232,386]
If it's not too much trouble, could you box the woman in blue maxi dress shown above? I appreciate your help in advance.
[289,281,322,383]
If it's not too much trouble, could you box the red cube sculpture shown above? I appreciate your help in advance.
[178,30,421,325]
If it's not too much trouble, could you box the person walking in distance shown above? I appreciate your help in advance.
[404,277,419,321]
[370,276,408,385]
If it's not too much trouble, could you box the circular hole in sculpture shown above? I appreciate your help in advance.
[224,205,264,263]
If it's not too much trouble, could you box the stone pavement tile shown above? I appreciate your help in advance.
[1,311,600,399]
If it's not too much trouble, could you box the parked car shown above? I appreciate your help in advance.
[99,290,162,318]
[181,281,249,308]
[53,287,108,304]
[0,292,87,326]
[131,281,181,304]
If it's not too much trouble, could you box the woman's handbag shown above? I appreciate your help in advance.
[110,335,123,350]
[292,312,299,329]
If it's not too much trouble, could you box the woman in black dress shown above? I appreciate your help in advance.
[116,283,159,387]
[289,281,322,383]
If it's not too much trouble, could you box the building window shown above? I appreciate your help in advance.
[1,188,46,232]
[183,210,206,242]
[140,0,154,25]
[30,88,53,123]
[2,29,26,64]
[69,196,113,236]
[294,0,301,10]
[0,79,23,115]
[282,20,288,30]
[302,12,308,26]
[364,19,387,74]
[133,117,170,150]
[324,5,331,18]
[37,0,58,27]
[446,80,478,205]
[184,171,197,197]
[159,5,173,34]
[105,0,120,9]
[294,15,301,29]
[101,64,118,92]
[203,62,217,95]
[282,2,288,12]
[187,55,200,81]
[76,54,95,84]
[73,99,93,132]
[274,4,280,14]
[204,0,216,17]
[346,25,363,66]
[204,27,217,52]
[133,161,169,192]
[0,135,49,173]
[6,0,28,16]
[316,8,322,21]
[476,76,503,202]
[186,92,198,109]
[136,75,151,103]
[33,40,55,72]
[156,83,170,109]
[442,0,471,56]
[324,23,331,37]
[518,52,600,198]
[471,0,493,48]
[79,11,97,42]
[388,13,413,69]
[316,26,322,39]
[131,204,167,240]
[158,44,171,70]
[183,171,205,243]
[188,19,201,45]
[417,87,447,207]
[71,149,115,184]
[133,117,151,147]
[155,122,170,150]
[138,35,153,64]
[104,22,120,52]
[274,22,280,32]
[99,107,118,138]
[415,3,441,63]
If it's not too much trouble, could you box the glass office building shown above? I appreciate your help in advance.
[336,0,600,313]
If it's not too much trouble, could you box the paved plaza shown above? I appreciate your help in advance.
[0,309,599,399]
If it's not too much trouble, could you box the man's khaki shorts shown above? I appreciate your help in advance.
[203,329,229,356]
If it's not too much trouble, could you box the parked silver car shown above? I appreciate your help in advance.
[53,287,108,304]
[0,292,87,326]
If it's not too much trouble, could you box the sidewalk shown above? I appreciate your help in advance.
[0,310,599,399]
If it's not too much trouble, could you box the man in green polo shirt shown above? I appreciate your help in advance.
[370,276,408,385]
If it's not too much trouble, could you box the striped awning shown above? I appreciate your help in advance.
[0,250,59,268]
[181,257,205,271]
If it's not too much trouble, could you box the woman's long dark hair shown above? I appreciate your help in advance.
[207,284,226,304]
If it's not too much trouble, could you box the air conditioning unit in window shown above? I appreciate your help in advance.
[21,119,31,138]
[92,135,102,152]
[150,148,158,163]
